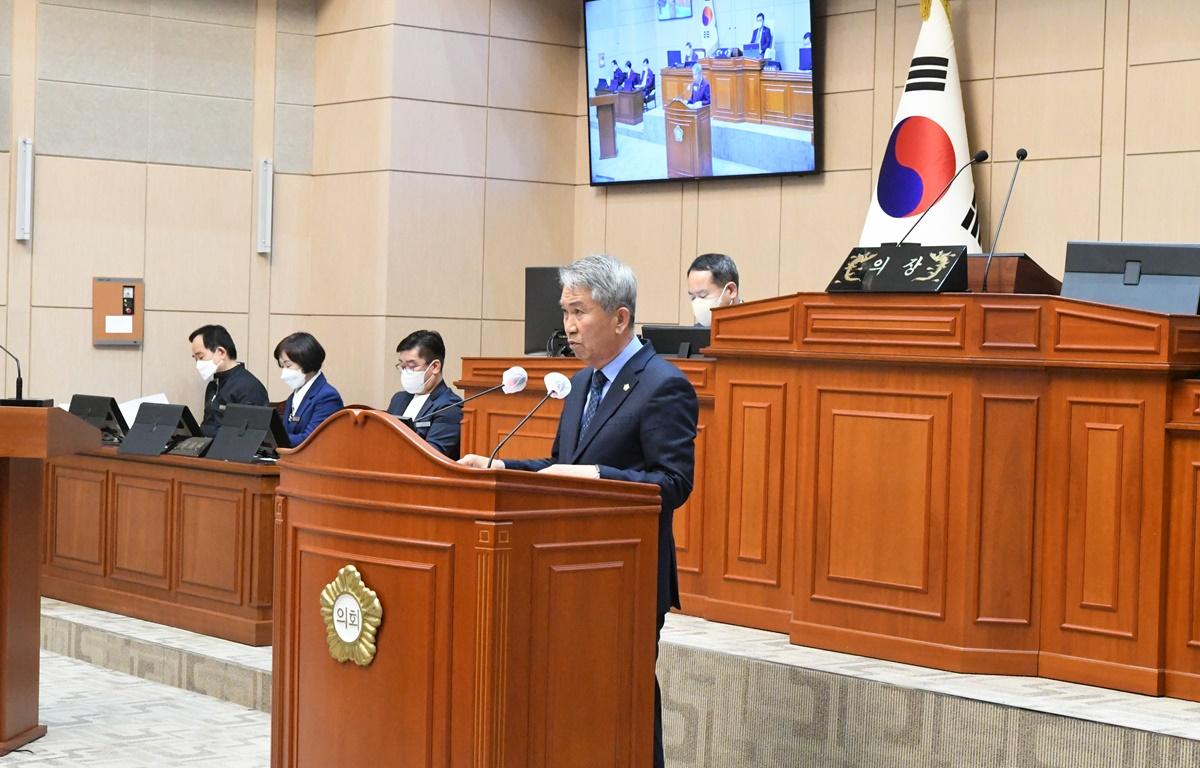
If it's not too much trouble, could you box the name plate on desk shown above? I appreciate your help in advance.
[826,245,968,293]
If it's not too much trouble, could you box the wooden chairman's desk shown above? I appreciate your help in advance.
[43,448,277,645]
[461,293,1200,701]
[660,58,813,130]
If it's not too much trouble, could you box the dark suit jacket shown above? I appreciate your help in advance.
[687,79,711,106]
[750,24,773,52]
[505,344,698,616]
[612,68,626,88]
[640,70,655,94]
[282,372,343,446]
[387,380,463,460]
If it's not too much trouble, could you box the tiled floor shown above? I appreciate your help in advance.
[3,651,269,767]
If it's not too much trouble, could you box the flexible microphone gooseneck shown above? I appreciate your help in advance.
[897,149,989,246]
[486,373,571,468]
[0,343,24,400]
[980,148,1028,293]
[417,367,528,423]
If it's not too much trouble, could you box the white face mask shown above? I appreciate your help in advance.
[280,367,307,391]
[400,366,431,395]
[196,358,218,383]
[690,284,730,328]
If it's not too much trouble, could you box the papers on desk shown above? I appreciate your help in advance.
[119,393,169,425]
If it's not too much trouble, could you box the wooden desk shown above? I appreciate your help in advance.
[43,448,277,645]
[455,356,716,618]
[595,87,644,126]
[660,59,812,129]
[589,93,618,159]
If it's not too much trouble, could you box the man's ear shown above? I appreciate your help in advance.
[615,306,632,334]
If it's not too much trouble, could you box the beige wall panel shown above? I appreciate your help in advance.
[31,157,146,308]
[385,316,482,400]
[386,172,486,318]
[892,0,994,85]
[480,319,524,358]
[1126,60,1200,155]
[481,179,575,320]
[603,184,684,326]
[314,25,392,105]
[489,0,581,48]
[575,115,590,185]
[147,91,252,169]
[149,17,254,99]
[312,99,390,174]
[394,0,490,36]
[0,77,10,147]
[315,0,391,36]
[994,0,1104,77]
[277,0,316,36]
[488,36,579,117]
[274,103,313,174]
[266,314,387,407]
[271,171,389,315]
[392,99,488,177]
[817,0,876,14]
[816,10,875,93]
[142,310,249,416]
[821,89,873,171]
[0,153,8,300]
[1128,0,1200,65]
[37,4,149,89]
[150,0,255,28]
[1122,152,1200,245]
[779,169,872,294]
[29,307,142,404]
[987,158,1099,279]
[267,173,312,310]
[276,32,315,106]
[389,25,488,106]
[41,1,148,14]
[679,183,699,298]
[0,312,6,396]
[573,184,607,259]
[144,164,252,313]
[695,178,782,304]
[960,78,992,159]
[486,108,576,185]
[993,70,1102,160]
[36,80,149,162]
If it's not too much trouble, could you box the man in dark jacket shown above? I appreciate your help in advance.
[387,329,463,460]
[189,324,269,437]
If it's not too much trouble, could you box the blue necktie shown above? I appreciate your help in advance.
[579,369,607,436]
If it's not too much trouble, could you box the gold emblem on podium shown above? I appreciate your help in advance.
[319,565,383,666]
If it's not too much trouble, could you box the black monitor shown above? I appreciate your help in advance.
[524,267,566,355]
[641,325,711,358]
[207,404,292,463]
[68,394,128,444]
[1061,241,1200,314]
[119,403,202,456]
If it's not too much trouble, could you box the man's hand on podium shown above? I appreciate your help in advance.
[458,454,504,470]
[538,464,600,479]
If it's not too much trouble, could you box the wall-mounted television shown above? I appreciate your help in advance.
[584,0,818,186]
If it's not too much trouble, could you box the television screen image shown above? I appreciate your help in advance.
[585,0,817,185]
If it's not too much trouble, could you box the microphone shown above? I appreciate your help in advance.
[980,148,1028,293]
[0,342,24,400]
[487,372,572,468]
[407,366,527,425]
[897,149,989,246]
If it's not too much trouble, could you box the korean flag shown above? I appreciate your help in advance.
[859,0,982,252]
[697,0,719,49]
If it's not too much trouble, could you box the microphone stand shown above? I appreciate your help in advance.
[897,150,988,246]
[487,392,554,468]
[981,148,1028,293]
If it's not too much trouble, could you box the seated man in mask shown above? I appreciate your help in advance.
[386,329,463,460]
[686,252,742,327]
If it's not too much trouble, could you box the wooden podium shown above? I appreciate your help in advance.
[0,407,99,754]
[271,409,661,767]
[665,99,712,178]
[589,93,617,159]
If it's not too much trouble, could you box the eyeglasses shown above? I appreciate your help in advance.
[394,361,428,372]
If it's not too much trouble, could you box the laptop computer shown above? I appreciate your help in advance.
[743,43,762,59]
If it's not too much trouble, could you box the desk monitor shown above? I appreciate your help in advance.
[69,394,128,444]
[693,47,706,59]
[525,267,567,355]
[1061,241,1200,314]
[207,404,292,463]
[641,325,710,358]
[743,43,762,59]
[119,403,201,456]
[666,50,682,68]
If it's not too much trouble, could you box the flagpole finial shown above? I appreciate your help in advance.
[920,0,951,22]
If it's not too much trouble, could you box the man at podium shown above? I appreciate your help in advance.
[686,62,710,106]
[459,254,698,768]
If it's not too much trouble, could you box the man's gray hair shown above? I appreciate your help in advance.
[559,254,638,324]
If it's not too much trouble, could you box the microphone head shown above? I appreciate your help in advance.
[973,149,989,163]
[501,366,528,394]
[544,372,571,400]
[1015,147,1028,161]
